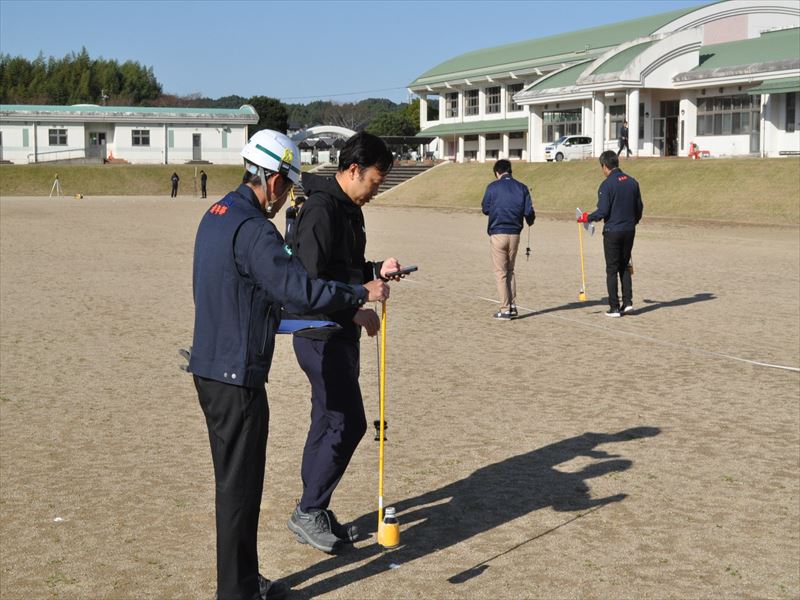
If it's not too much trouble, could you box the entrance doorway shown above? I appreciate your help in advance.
[193,134,202,161]
[88,132,107,159]
[660,101,679,156]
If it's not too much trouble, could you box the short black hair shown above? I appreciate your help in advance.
[599,150,619,170]
[493,159,512,176]
[338,132,393,174]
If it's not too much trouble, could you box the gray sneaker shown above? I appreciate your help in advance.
[215,575,287,600]
[325,509,358,542]
[288,506,342,553]
[258,574,288,600]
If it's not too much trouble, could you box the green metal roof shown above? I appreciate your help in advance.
[409,5,705,87]
[694,27,800,70]
[417,117,528,137]
[592,41,656,75]
[0,104,256,116]
[746,76,800,94]
[527,62,589,92]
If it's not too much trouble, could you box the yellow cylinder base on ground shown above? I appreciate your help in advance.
[377,521,400,548]
[578,291,587,301]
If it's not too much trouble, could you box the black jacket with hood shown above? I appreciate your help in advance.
[291,172,381,340]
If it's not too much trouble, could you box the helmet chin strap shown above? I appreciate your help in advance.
[257,166,276,216]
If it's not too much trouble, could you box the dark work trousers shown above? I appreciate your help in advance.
[618,139,631,157]
[293,336,367,512]
[171,183,178,198]
[194,375,268,600]
[603,229,635,309]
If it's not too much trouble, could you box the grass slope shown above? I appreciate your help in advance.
[0,164,245,198]
[379,158,800,225]
[1,158,798,225]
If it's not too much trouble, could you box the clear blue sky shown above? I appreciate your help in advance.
[0,0,709,104]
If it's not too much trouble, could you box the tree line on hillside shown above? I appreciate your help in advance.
[0,50,430,136]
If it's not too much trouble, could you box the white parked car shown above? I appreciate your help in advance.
[545,135,593,162]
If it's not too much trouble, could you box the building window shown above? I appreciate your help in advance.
[507,83,524,112]
[697,94,760,135]
[132,130,150,146]
[445,92,458,118]
[465,90,479,116]
[543,110,581,141]
[426,95,440,121]
[609,105,626,139]
[48,129,67,146]
[486,86,501,114]
[509,131,524,139]
[787,92,796,133]
[485,133,500,141]
[464,134,478,141]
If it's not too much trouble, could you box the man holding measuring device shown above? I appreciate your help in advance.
[288,132,412,553]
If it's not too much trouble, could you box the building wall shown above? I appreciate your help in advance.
[765,93,800,156]
[0,122,35,163]
[0,116,250,164]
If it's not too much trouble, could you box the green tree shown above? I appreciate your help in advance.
[366,111,416,136]
[247,95,289,135]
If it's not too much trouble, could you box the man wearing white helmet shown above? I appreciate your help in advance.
[189,129,390,600]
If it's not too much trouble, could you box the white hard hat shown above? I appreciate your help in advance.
[241,129,301,184]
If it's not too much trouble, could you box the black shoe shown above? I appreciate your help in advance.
[325,509,359,542]
[258,574,289,600]
[493,310,514,320]
[288,506,342,553]
[605,306,622,318]
[509,305,518,317]
[622,303,634,314]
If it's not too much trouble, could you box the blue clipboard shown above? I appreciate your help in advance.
[277,319,341,335]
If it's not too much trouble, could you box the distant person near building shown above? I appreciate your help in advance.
[170,172,179,198]
[618,121,631,158]
[578,150,643,317]
[200,170,208,198]
[481,159,535,320]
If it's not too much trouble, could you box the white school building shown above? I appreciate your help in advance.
[0,104,258,165]
[409,0,800,162]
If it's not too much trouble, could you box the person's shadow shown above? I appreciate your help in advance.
[633,292,716,315]
[515,292,716,320]
[286,426,660,597]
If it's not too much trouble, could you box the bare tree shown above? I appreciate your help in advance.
[323,102,371,131]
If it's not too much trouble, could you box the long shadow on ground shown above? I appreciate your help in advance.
[514,292,716,320]
[286,426,660,598]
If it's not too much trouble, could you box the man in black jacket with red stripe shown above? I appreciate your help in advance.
[578,150,643,317]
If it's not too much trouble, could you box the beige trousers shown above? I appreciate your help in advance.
[489,234,520,312]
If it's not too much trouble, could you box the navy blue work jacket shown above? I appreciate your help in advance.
[588,169,643,233]
[481,174,535,235]
[189,184,367,388]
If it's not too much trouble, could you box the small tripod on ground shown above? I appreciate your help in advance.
[49,174,63,198]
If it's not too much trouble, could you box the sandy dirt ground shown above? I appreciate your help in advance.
[1,195,798,600]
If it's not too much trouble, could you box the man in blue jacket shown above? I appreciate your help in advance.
[578,150,643,317]
[189,129,389,600]
[481,159,535,319]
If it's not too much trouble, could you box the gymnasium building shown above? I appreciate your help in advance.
[409,0,800,161]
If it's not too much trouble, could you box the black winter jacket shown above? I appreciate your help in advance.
[291,172,381,340]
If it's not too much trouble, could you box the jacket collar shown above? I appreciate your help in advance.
[234,183,263,212]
